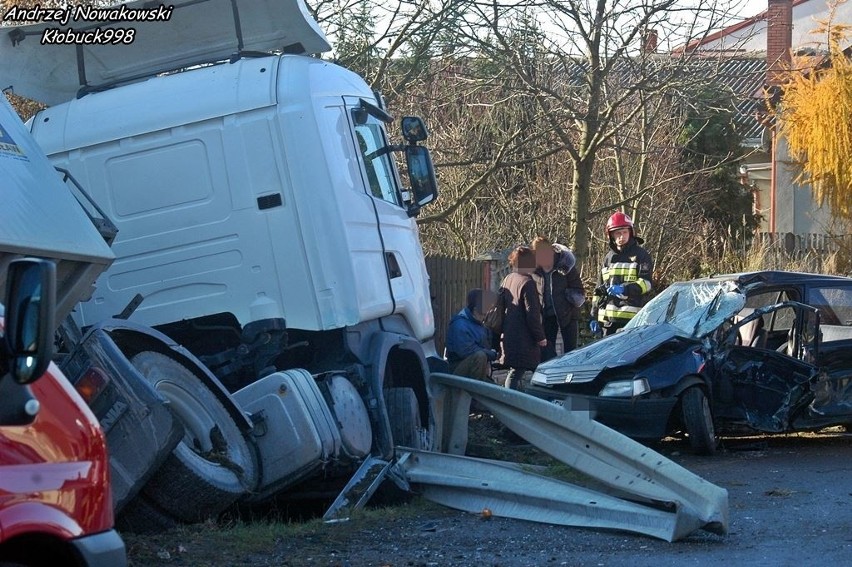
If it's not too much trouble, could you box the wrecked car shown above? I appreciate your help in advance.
[527,271,852,454]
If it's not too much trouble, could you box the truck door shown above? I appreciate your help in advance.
[344,98,434,341]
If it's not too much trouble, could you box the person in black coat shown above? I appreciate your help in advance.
[531,236,585,361]
[498,246,547,391]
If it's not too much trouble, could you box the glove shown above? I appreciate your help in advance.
[589,320,601,335]
[485,349,498,361]
[607,284,626,297]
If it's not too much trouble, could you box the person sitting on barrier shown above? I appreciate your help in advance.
[445,288,499,381]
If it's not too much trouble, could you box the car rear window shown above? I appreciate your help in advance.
[808,286,852,326]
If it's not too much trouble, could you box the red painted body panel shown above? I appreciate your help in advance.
[0,361,114,542]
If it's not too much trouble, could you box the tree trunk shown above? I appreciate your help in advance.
[569,156,595,261]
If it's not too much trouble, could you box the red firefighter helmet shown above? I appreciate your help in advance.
[606,212,634,236]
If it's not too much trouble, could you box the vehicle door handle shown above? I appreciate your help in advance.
[386,253,402,279]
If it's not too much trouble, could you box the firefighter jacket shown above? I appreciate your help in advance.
[592,237,653,328]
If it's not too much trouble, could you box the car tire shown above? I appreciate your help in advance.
[681,386,717,455]
[130,351,258,523]
[116,495,179,534]
[386,387,429,449]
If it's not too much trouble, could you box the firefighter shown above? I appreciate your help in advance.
[590,212,654,336]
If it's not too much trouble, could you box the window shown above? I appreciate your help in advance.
[745,289,798,332]
[808,286,852,326]
[354,120,399,206]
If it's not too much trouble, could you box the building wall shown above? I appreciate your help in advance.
[773,135,834,234]
[697,0,852,54]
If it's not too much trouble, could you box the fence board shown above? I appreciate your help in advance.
[757,232,850,254]
[426,255,488,355]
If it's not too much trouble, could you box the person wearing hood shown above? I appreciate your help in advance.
[590,212,654,337]
[445,289,499,381]
[531,236,585,361]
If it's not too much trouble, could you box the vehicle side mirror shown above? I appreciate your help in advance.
[405,145,438,216]
[3,258,56,385]
[401,117,428,143]
[0,378,40,426]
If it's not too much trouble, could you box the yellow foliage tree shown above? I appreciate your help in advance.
[778,2,852,219]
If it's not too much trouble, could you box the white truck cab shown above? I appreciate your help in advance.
[31,53,437,345]
[2,0,441,527]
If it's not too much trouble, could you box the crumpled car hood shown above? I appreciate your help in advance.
[536,323,688,382]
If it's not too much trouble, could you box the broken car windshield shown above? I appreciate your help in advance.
[626,280,745,338]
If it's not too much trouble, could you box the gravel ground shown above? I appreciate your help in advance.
[126,429,852,567]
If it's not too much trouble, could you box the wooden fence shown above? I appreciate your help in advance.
[756,232,850,254]
[425,255,490,355]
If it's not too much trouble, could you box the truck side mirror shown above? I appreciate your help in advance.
[3,259,56,385]
[405,145,438,216]
[401,117,428,143]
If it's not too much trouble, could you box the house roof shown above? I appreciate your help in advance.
[709,56,768,145]
[535,52,769,148]
[675,0,852,149]
[687,0,852,54]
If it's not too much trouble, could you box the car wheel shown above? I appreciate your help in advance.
[681,386,717,455]
[386,387,431,450]
[131,351,258,523]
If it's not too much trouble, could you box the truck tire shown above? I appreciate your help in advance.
[130,351,257,523]
[116,495,178,534]
[681,386,717,455]
[386,387,426,449]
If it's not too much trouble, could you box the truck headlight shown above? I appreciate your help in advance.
[599,378,650,398]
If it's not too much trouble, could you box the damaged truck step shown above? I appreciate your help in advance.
[323,456,408,523]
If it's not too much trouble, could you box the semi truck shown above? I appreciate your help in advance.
[2,0,442,530]
[1,95,127,566]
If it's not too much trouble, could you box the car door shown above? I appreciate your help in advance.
[803,284,852,424]
[740,287,801,350]
[714,303,820,433]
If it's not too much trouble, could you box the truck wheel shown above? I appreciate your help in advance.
[130,351,257,523]
[386,387,429,449]
[681,386,717,455]
[116,495,178,534]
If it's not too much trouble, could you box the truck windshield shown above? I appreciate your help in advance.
[354,118,399,206]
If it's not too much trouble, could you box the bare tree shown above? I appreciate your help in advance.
[436,0,754,261]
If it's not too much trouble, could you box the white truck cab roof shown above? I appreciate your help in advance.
[0,0,331,105]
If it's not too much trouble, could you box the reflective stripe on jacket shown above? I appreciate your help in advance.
[592,239,653,326]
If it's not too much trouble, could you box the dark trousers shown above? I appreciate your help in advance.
[542,316,578,362]
[448,351,490,381]
[504,367,532,391]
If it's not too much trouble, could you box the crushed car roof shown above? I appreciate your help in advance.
[698,271,852,286]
